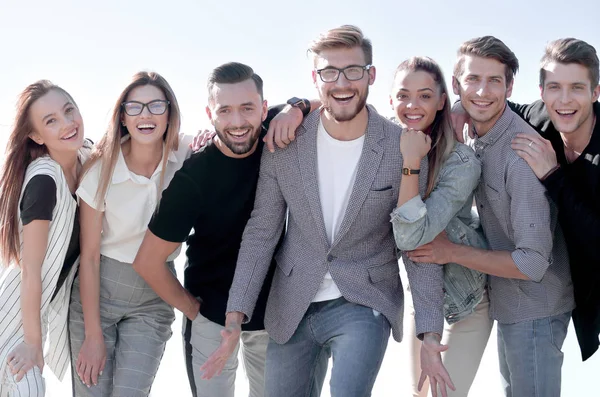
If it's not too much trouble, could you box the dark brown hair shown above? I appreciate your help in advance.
[394,57,455,198]
[207,62,264,101]
[454,36,519,85]
[539,38,599,89]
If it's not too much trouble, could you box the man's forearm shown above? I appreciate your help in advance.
[225,311,244,328]
[135,258,198,319]
[133,232,199,319]
[448,243,529,280]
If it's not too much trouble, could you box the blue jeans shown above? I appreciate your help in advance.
[497,311,571,397]
[264,297,391,397]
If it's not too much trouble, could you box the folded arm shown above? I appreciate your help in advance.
[392,148,481,250]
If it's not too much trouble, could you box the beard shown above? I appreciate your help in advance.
[215,123,261,155]
[323,86,369,122]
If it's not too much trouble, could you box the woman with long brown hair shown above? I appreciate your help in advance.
[68,71,192,396]
[389,56,492,397]
[0,80,90,396]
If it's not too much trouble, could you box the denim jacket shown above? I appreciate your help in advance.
[391,142,488,324]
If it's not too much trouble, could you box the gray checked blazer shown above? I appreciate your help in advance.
[227,106,440,344]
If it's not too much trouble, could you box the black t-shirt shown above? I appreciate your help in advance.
[20,175,80,301]
[148,137,276,330]
[509,100,600,360]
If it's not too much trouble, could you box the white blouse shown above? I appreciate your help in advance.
[77,133,193,263]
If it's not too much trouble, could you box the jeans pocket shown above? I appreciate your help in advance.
[548,312,571,351]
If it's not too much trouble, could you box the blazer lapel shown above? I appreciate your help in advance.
[332,107,385,247]
[296,111,329,246]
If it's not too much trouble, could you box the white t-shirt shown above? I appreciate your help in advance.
[77,133,192,263]
[312,119,365,302]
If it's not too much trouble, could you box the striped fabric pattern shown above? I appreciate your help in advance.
[0,151,87,393]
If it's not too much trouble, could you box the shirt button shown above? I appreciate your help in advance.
[327,254,335,262]
[479,204,484,209]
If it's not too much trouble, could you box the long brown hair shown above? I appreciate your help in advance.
[82,71,181,207]
[0,80,77,266]
[394,57,456,197]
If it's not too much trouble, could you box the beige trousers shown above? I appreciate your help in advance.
[406,289,493,397]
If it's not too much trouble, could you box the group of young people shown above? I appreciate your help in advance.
[0,23,597,397]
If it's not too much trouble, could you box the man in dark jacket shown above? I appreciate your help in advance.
[509,38,600,361]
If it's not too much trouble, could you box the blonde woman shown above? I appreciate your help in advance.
[0,81,90,396]
[68,72,192,396]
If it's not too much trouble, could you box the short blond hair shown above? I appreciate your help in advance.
[308,25,373,65]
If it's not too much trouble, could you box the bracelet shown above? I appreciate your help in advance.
[541,164,560,181]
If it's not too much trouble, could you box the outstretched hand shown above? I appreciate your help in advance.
[418,333,455,397]
[200,322,241,379]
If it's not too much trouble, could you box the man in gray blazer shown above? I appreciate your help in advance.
[201,25,449,396]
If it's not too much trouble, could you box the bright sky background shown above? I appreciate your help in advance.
[1,2,599,395]
[0,0,598,142]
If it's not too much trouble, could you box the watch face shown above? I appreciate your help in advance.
[287,97,302,106]
[402,168,409,175]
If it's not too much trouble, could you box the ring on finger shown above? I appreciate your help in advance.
[528,141,534,147]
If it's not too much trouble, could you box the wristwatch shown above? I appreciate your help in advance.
[286,97,311,117]
[402,168,420,175]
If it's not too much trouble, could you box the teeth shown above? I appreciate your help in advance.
[556,110,576,115]
[63,129,77,139]
[473,101,492,106]
[137,124,156,129]
[332,93,353,99]
[405,115,423,120]
[228,129,249,137]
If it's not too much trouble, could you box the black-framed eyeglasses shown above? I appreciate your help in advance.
[316,65,372,83]
[121,100,170,116]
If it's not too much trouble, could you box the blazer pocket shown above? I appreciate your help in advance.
[366,187,394,199]
[275,256,294,276]
[368,262,399,283]
[484,183,501,202]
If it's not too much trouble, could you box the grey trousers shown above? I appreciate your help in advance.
[69,255,175,397]
[183,313,268,397]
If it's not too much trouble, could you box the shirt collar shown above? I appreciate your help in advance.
[474,104,515,147]
[111,134,177,184]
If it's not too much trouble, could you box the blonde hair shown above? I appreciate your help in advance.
[394,57,455,198]
[82,71,181,206]
[308,25,373,65]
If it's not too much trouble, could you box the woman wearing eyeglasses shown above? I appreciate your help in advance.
[68,71,192,397]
